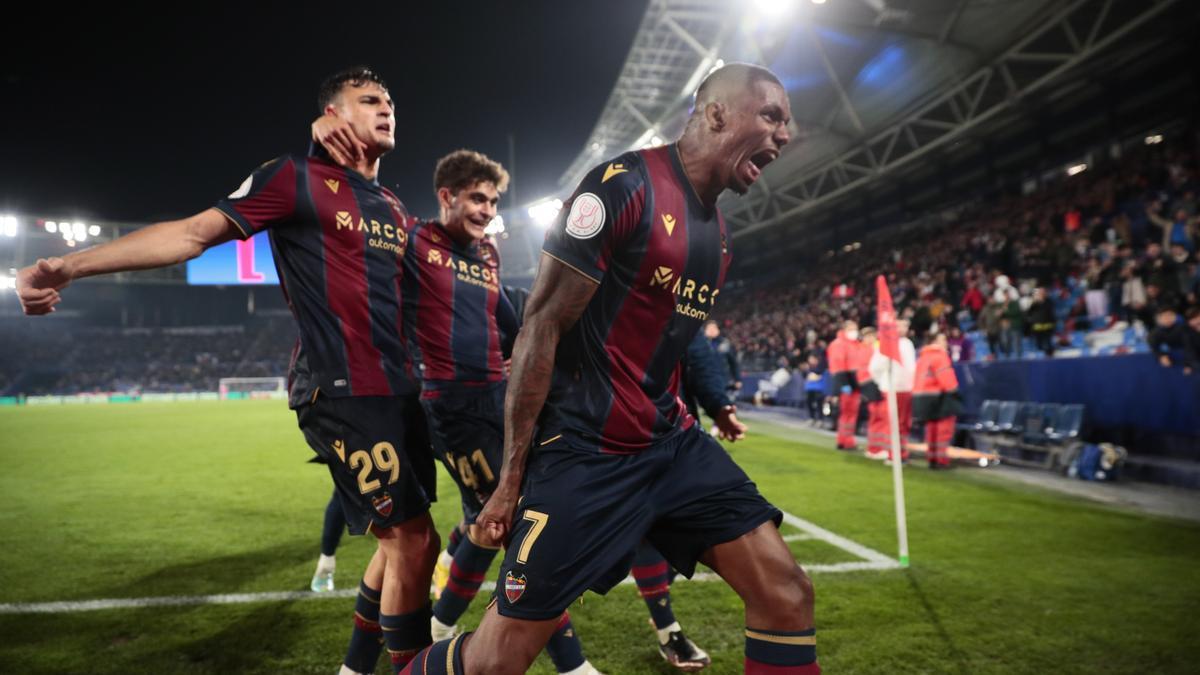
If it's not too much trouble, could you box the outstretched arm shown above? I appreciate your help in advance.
[476,253,598,542]
[16,208,239,315]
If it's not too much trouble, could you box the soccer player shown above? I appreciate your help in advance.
[15,67,440,675]
[310,133,604,673]
[399,63,818,675]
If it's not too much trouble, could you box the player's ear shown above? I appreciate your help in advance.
[436,187,455,211]
[704,101,727,132]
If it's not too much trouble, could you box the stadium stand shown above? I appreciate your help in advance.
[721,134,1198,373]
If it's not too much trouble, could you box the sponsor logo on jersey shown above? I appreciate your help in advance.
[333,211,408,255]
[646,265,720,321]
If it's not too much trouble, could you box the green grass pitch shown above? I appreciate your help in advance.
[1,401,1197,673]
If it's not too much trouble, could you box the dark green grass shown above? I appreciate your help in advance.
[0,403,1197,673]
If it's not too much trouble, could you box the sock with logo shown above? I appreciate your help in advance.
[544,612,587,673]
[631,545,676,632]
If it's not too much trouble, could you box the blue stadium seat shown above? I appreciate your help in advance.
[992,401,1019,432]
[1046,404,1084,442]
[973,399,1000,431]
[1006,402,1039,434]
[1023,403,1060,443]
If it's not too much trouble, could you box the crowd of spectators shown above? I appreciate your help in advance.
[720,132,1200,376]
[0,316,294,396]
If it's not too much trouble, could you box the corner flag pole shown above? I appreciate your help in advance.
[886,360,910,567]
[875,275,910,567]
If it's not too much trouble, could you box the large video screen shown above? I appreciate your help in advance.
[186,232,278,285]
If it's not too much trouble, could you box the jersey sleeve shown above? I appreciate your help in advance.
[541,154,646,283]
[213,156,298,239]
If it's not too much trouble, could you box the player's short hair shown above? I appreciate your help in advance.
[434,149,510,195]
[694,63,783,105]
[318,66,389,111]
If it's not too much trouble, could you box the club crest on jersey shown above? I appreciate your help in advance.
[324,179,340,194]
[504,570,527,603]
[371,494,393,518]
[564,193,605,240]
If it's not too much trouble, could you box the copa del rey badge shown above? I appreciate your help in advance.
[504,570,527,603]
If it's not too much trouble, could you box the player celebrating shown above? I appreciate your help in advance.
[398,63,819,675]
[16,67,440,675]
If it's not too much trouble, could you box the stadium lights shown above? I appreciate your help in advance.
[44,221,57,234]
[528,198,563,228]
[1144,134,1163,145]
[73,222,88,242]
[88,224,101,236]
[753,0,797,17]
[0,273,15,291]
[0,215,17,238]
[1066,163,1088,177]
[484,214,505,235]
[811,0,827,4]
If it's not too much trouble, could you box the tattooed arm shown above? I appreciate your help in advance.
[477,253,598,542]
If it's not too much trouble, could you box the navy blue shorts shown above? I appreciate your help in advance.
[420,382,505,524]
[297,393,436,536]
[496,424,781,620]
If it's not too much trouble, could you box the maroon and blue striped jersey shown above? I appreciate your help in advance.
[403,222,516,391]
[539,144,732,453]
[214,150,417,408]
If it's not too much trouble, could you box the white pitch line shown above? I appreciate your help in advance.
[0,512,898,615]
[778,510,899,567]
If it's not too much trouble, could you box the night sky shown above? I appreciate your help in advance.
[0,2,647,223]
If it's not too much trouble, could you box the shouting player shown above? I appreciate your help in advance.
[399,63,818,675]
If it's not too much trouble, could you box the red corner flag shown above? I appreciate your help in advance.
[876,275,901,362]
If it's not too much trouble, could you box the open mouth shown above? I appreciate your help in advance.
[376,123,392,133]
[739,148,779,185]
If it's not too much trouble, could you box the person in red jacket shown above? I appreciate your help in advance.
[856,327,885,456]
[827,320,861,449]
[912,332,963,469]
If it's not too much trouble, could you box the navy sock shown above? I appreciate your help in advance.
[446,525,464,557]
[543,612,586,673]
[321,490,346,557]
[432,532,499,625]
[398,632,467,675]
[381,602,433,674]
[343,581,384,673]
[631,544,676,630]
[745,626,819,673]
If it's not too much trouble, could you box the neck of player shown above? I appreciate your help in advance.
[675,138,722,210]
[353,153,383,181]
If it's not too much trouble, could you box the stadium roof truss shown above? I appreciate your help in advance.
[557,0,1186,240]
